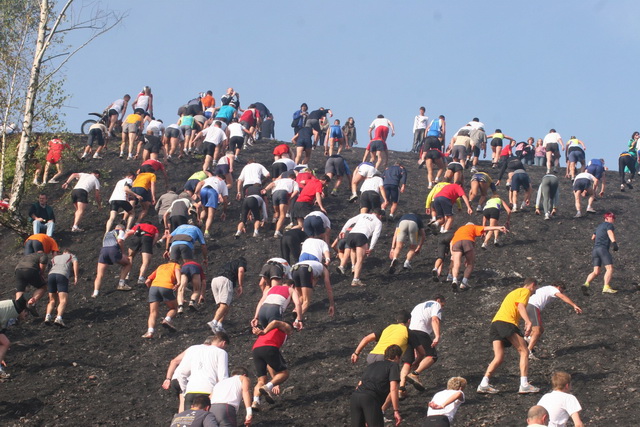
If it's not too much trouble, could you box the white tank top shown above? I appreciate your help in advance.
[211,375,243,409]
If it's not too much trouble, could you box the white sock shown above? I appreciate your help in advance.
[480,376,490,387]
[164,316,172,322]
[55,316,62,320]
[92,290,99,296]
[118,279,125,286]
[148,328,154,333]
[265,382,274,391]
[520,376,528,387]
[462,278,469,285]
[253,396,260,403]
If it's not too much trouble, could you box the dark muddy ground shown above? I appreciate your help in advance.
[0,136,638,426]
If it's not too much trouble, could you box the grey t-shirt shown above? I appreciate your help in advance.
[170,409,217,427]
[0,299,19,330]
[49,253,77,278]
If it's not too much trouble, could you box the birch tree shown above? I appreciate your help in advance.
[0,0,123,233]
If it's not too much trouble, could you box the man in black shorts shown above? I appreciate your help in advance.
[14,251,49,315]
[401,296,446,396]
[251,320,294,410]
[478,278,539,394]
[257,257,291,291]
[432,230,454,283]
[338,210,383,287]
[292,126,314,165]
[141,132,164,161]
[105,172,140,232]
[419,135,446,189]
[324,153,350,196]
[363,139,388,171]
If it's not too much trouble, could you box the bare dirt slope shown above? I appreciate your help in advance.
[0,137,638,426]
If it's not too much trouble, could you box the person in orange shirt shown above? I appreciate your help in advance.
[201,90,215,109]
[130,171,157,226]
[24,233,59,255]
[450,223,507,291]
[143,261,182,338]
[120,108,145,160]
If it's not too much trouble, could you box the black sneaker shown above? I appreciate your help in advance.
[188,301,197,311]
[259,386,275,404]
[580,284,590,296]
[451,282,459,293]
[432,270,439,282]
[388,259,398,274]
[26,303,39,317]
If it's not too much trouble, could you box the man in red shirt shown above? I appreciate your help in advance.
[431,183,473,232]
[37,137,70,185]
[251,320,293,410]
[291,175,330,228]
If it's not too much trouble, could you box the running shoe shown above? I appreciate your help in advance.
[445,274,453,282]
[586,207,596,213]
[234,231,241,239]
[141,332,153,339]
[71,226,84,232]
[26,303,39,317]
[528,352,539,361]
[627,180,633,189]
[403,260,412,270]
[337,265,347,275]
[544,213,550,220]
[92,155,104,160]
[518,384,540,394]
[177,306,184,316]
[351,278,365,287]
[116,283,132,291]
[348,194,358,203]
[259,386,275,404]
[459,283,470,292]
[48,179,59,184]
[331,189,338,197]
[137,276,146,285]
[54,318,66,328]
[0,369,11,379]
[574,212,582,218]
[621,184,626,192]
[432,270,439,282]
[206,320,217,333]
[161,319,177,331]
[253,231,259,238]
[481,243,488,250]
[477,384,499,394]
[602,285,618,294]
[451,282,459,293]
[398,387,408,401]
[406,373,425,391]
[388,258,398,274]
[476,204,483,212]
[188,301,197,311]
[274,231,283,238]
[251,401,261,412]
[580,284,590,296]
[44,314,53,325]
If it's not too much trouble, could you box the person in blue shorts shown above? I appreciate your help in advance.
[292,126,313,165]
[581,212,618,295]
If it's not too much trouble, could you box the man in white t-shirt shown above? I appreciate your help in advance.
[411,107,429,153]
[209,366,253,427]
[368,114,395,142]
[105,172,142,232]
[359,173,388,214]
[299,237,330,265]
[176,332,230,410]
[303,210,331,244]
[236,160,270,199]
[537,371,584,427]
[62,171,102,232]
[349,162,378,202]
[197,121,228,172]
[526,282,582,357]
[543,129,564,174]
[401,296,445,396]
[337,210,383,287]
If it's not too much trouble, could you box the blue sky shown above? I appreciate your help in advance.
[61,1,639,168]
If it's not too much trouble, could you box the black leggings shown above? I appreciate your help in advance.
[281,234,302,264]
[350,392,383,427]
[422,415,451,427]
[619,155,636,184]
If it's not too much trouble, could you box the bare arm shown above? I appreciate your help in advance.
[322,267,334,316]
[517,302,532,336]
[236,267,245,296]
[241,375,253,425]
[555,291,582,314]
[571,411,584,427]
[162,351,185,389]
[351,333,377,363]
[429,390,463,409]
[431,316,441,346]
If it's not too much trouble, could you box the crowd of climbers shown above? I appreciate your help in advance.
[7,91,628,426]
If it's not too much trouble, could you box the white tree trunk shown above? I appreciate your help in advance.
[8,0,49,212]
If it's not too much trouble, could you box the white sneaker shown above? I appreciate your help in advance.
[544,212,550,220]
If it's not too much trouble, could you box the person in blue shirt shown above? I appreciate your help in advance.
[165,224,208,265]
